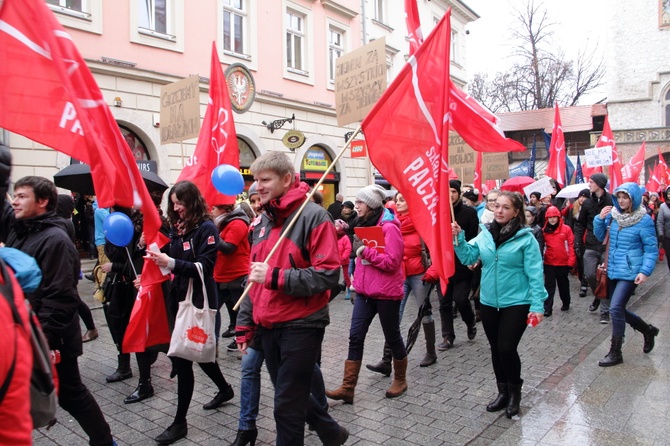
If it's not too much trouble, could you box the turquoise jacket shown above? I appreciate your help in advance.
[454,224,547,313]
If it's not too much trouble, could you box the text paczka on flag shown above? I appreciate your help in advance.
[402,148,445,225]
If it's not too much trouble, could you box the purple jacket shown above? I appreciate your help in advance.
[352,209,404,300]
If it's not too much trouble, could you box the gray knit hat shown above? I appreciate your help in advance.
[248,182,258,197]
[590,173,608,190]
[356,185,387,209]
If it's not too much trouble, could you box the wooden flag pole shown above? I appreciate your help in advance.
[233,125,363,311]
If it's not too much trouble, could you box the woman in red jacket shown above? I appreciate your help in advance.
[542,206,576,316]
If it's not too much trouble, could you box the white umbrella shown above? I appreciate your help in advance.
[556,183,589,199]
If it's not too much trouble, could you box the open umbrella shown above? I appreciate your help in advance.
[54,163,169,196]
[500,176,535,194]
[555,183,589,199]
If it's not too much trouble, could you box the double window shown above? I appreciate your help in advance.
[286,10,305,72]
[328,27,344,83]
[139,0,169,36]
[223,0,246,55]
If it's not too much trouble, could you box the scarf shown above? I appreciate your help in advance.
[489,218,522,248]
[612,204,647,228]
[398,212,416,236]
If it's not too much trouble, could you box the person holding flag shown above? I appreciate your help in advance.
[451,191,547,419]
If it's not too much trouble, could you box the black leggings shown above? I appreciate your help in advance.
[172,357,229,424]
[480,303,529,385]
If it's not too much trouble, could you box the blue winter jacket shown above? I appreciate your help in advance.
[454,224,547,313]
[593,182,658,281]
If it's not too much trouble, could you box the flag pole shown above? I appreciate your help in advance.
[448,189,458,246]
[233,125,363,311]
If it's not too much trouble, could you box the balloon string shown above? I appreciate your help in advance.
[125,247,139,279]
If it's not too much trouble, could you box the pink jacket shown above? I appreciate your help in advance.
[352,209,405,300]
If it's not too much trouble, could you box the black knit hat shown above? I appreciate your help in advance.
[590,173,608,190]
[577,188,590,199]
[449,179,462,197]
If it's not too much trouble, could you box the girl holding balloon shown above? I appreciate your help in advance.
[145,180,234,445]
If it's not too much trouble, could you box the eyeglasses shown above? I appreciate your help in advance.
[487,199,497,203]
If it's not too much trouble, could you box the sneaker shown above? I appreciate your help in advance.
[221,327,235,338]
[226,340,238,352]
[437,336,454,351]
[589,299,600,312]
[599,313,610,324]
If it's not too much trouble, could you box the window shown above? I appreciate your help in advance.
[139,0,168,36]
[451,30,458,63]
[328,27,344,83]
[286,10,305,72]
[223,0,245,54]
[47,0,84,11]
[374,0,386,23]
[665,89,670,126]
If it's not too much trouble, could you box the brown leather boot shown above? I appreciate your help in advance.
[385,357,408,398]
[325,360,361,404]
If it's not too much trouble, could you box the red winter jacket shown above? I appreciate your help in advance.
[397,213,424,277]
[248,179,341,328]
[337,234,352,268]
[543,219,576,267]
[213,208,250,283]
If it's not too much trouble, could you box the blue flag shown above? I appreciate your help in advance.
[565,156,575,185]
[528,135,537,179]
[509,160,530,178]
[575,153,585,184]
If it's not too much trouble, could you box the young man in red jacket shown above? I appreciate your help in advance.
[237,151,348,446]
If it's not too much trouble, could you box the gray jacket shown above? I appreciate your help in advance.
[657,202,670,240]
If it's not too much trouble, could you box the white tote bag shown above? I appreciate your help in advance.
[167,263,217,363]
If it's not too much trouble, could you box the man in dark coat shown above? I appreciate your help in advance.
[6,176,114,445]
[574,173,613,323]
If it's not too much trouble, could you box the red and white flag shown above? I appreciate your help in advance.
[178,42,240,206]
[594,116,623,192]
[545,103,567,186]
[621,141,646,183]
[362,10,454,288]
[404,0,423,55]
[474,151,483,199]
[657,147,669,189]
[646,163,661,194]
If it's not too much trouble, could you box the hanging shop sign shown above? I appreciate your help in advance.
[283,130,306,150]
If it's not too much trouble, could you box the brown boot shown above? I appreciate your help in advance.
[385,357,408,398]
[326,360,361,404]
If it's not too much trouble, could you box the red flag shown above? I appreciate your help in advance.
[404,0,423,55]
[545,103,567,186]
[0,0,145,210]
[647,162,661,194]
[474,151,483,198]
[122,282,171,353]
[178,42,239,206]
[362,10,454,288]
[595,117,623,192]
[657,147,669,188]
[621,142,646,183]
[581,162,603,180]
[484,180,497,195]
[402,0,514,152]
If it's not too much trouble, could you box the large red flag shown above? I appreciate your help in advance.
[657,147,669,188]
[621,142,646,183]
[593,116,623,192]
[178,42,240,206]
[0,0,144,210]
[362,10,454,288]
[545,103,567,186]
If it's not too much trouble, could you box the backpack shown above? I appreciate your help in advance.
[0,258,58,429]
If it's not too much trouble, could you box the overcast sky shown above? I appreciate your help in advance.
[463,0,607,104]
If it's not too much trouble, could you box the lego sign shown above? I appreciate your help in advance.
[350,140,367,158]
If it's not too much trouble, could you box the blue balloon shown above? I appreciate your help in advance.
[103,212,134,247]
[211,164,244,196]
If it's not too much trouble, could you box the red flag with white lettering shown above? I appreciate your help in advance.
[0,0,146,210]
[621,142,646,183]
[405,0,423,55]
[545,103,567,186]
[178,42,239,206]
[362,10,454,288]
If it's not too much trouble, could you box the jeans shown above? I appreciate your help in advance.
[543,265,571,312]
[398,274,433,324]
[262,327,340,446]
[438,278,475,339]
[239,347,265,430]
[584,248,609,314]
[57,357,114,446]
[608,279,643,338]
[348,294,406,361]
[480,303,529,385]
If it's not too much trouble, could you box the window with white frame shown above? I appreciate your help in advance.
[223,0,246,55]
[47,0,103,34]
[286,10,305,72]
[139,0,169,37]
[665,89,670,126]
[328,27,344,83]
[374,0,386,23]
[47,0,85,12]
[451,29,458,64]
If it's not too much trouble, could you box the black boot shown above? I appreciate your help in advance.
[203,384,235,410]
[505,381,523,418]
[366,343,392,376]
[124,379,154,404]
[420,321,437,367]
[229,428,258,446]
[589,298,600,312]
[641,324,660,354]
[486,382,509,412]
[106,354,132,383]
[598,336,624,367]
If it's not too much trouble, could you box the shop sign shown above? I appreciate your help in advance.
[283,130,305,150]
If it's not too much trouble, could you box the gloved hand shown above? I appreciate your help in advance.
[421,270,439,284]
[356,245,366,258]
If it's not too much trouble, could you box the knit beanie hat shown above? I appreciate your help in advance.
[248,182,258,198]
[590,173,608,190]
[577,188,590,199]
[356,185,387,209]
[463,190,478,202]
[449,180,462,197]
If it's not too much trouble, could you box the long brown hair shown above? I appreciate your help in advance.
[167,181,211,233]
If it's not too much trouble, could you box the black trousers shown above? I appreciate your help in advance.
[438,278,475,339]
[56,357,113,445]
[543,265,571,312]
[480,303,529,385]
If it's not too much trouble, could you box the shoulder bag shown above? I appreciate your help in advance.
[167,263,217,363]
[594,226,610,299]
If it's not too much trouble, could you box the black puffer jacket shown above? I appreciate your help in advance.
[6,212,82,358]
[574,191,613,251]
